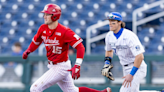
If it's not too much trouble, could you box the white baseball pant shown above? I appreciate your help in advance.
[120,61,147,92]
[30,60,79,92]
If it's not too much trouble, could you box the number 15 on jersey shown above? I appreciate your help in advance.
[52,46,62,54]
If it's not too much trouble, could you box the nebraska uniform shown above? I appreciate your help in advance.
[33,23,83,63]
[101,12,147,92]
[23,3,111,92]
[30,23,82,92]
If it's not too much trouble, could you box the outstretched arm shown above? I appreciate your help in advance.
[74,42,85,65]
[22,41,42,59]
[22,25,43,59]
[68,43,85,80]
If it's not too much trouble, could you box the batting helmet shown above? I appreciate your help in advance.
[105,12,122,21]
[41,4,61,21]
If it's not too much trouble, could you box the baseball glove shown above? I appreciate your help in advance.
[101,64,114,81]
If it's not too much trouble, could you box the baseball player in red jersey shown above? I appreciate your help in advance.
[22,3,111,92]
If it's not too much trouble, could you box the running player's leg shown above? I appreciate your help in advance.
[79,87,111,92]
[57,73,78,92]
[30,64,68,92]
[57,72,111,92]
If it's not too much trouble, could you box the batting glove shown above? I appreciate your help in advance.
[68,65,81,80]
[22,50,31,59]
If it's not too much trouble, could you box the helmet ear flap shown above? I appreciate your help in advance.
[51,13,61,21]
[51,14,56,21]
[52,16,57,21]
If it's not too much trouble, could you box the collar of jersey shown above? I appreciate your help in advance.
[113,28,123,39]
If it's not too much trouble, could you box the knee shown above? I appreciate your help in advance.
[30,84,42,92]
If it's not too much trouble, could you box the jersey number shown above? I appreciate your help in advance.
[52,46,62,54]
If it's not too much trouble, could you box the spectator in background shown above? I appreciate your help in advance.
[11,42,23,56]
[3,42,23,68]
[2,42,24,82]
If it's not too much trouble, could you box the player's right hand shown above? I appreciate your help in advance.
[22,50,31,59]
[67,64,81,80]
[101,64,115,81]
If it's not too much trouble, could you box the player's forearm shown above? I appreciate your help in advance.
[129,53,144,76]
[105,50,113,58]
[74,43,85,65]
[133,53,144,68]
[27,41,41,52]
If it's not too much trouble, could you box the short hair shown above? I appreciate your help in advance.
[14,42,22,47]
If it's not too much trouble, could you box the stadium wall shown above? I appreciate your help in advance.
[0,55,163,92]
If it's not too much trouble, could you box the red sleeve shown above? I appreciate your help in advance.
[75,43,85,59]
[27,25,43,52]
[64,28,83,48]
[27,41,42,52]
[32,26,43,45]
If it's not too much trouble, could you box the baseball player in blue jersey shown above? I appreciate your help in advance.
[101,12,147,92]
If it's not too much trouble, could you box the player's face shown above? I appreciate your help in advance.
[43,13,53,25]
[108,20,121,32]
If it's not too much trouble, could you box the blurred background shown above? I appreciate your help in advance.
[0,0,164,92]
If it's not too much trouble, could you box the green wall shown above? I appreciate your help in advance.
[0,55,163,92]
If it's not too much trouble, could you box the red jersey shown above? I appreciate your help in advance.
[32,23,83,63]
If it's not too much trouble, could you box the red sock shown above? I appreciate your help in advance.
[79,87,108,92]
[79,87,100,92]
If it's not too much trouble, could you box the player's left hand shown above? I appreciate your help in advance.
[101,64,114,81]
[67,65,80,80]
[22,50,31,59]
[122,74,133,88]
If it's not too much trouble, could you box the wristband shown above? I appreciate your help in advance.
[75,58,83,66]
[104,57,112,64]
[130,66,138,76]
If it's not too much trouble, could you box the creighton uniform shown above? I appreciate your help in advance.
[105,28,147,92]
